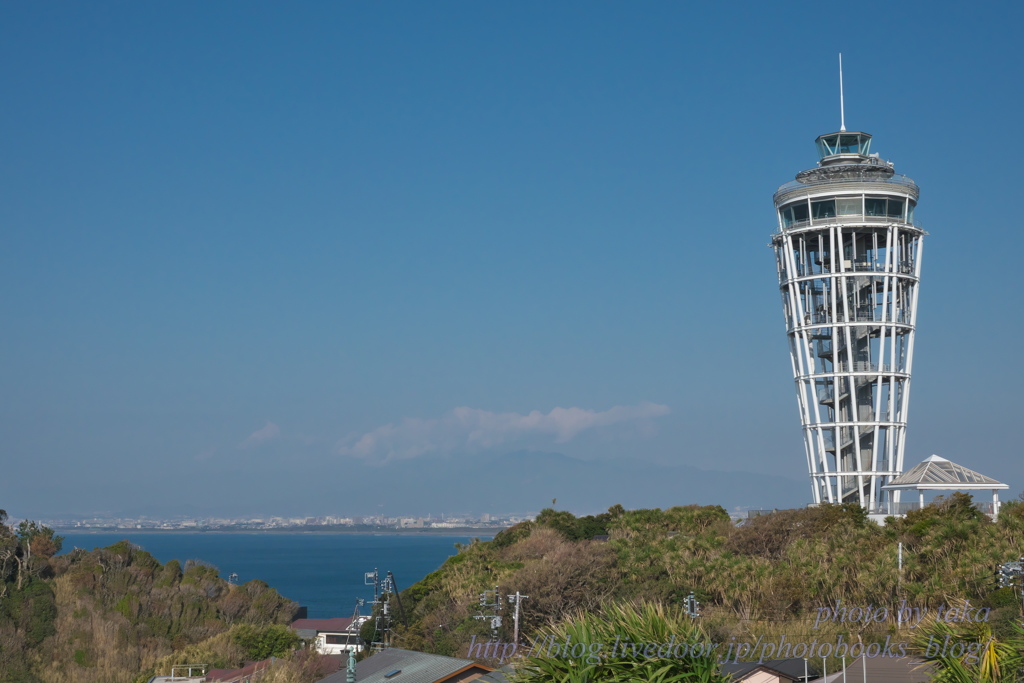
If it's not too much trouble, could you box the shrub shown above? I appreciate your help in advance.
[512,601,729,682]
[231,623,300,661]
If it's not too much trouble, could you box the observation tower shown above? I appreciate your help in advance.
[771,122,924,510]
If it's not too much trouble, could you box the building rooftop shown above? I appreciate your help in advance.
[317,647,496,683]
[721,657,816,681]
[292,618,357,632]
[818,655,932,682]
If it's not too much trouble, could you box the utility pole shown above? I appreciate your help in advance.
[474,586,503,639]
[1018,556,1023,618]
[686,591,702,619]
[364,568,403,650]
[365,569,380,603]
[997,558,1024,618]
[897,543,902,586]
[507,591,529,645]
[897,541,903,614]
[386,571,406,625]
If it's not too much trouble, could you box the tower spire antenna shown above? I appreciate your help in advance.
[839,53,846,132]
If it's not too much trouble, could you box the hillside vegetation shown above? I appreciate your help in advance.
[4,495,1023,681]
[0,510,302,683]
[387,495,1024,667]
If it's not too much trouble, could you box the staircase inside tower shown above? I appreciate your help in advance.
[817,324,876,504]
[792,225,917,506]
[838,324,875,504]
[814,237,891,504]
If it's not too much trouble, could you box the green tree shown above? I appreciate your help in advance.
[231,623,301,661]
[15,521,63,559]
[535,508,615,542]
[0,522,17,596]
[6,520,63,590]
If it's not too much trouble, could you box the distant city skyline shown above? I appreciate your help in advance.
[34,512,527,531]
[2,2,1022,518]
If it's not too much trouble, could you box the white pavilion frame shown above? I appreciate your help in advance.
[772,131,925,512]
[881,454,1009,517]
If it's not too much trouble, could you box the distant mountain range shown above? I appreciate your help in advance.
[79,449,809,519]
[368,449,810,516]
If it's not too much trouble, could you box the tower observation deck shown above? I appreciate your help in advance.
[771,130,924,511]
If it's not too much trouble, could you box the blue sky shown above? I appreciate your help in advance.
[2,1,1022,517]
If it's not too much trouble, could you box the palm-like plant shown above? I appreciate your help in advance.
[908,598,1024,683]
[511,601,729,683]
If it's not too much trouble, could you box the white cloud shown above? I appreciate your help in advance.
[238,421,281,450]
[338,403,670,463]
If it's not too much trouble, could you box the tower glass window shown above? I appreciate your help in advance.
[865,197,887,216]
[839,135,861,153]
[816,131,872,159]
[837,197,861,215]
[812,200,836,219]
[792,202,809,223]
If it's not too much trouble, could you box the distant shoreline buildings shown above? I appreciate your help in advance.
[38,512,530,533]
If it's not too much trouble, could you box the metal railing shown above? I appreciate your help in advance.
[774,174,920,204]
[790,311,913,329]
[790,312,913,327]
[798,369,910,382]
[869,501,998,515]
[836,361,894,373]
[779,260,917,281]
[779,213,922,231]
[976,501,997,515]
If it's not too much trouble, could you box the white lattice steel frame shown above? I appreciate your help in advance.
[771,131,924,511]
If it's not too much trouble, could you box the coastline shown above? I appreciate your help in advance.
[53,526,502,537]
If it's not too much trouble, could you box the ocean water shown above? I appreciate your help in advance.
[59,532,490,618]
